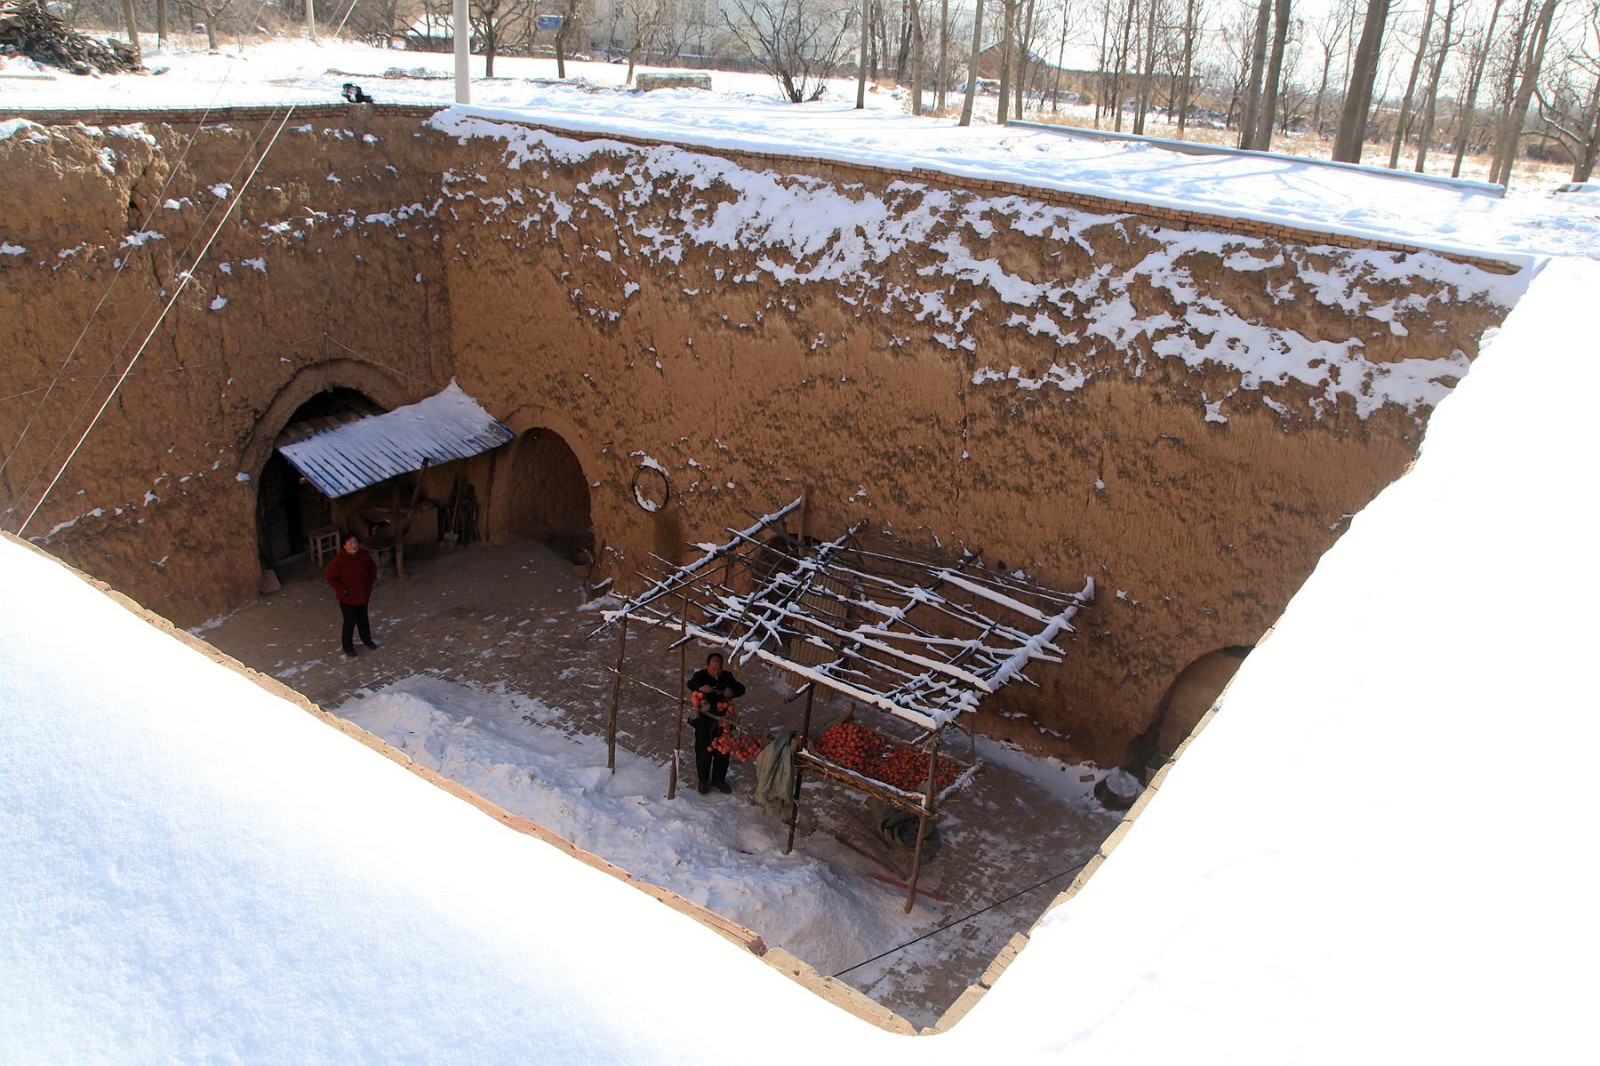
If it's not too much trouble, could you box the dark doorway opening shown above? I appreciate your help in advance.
[256,388,382,566]
[497,428,594,559]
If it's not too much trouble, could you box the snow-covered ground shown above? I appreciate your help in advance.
[5,33,1599,1063]
[5,37,1599,260]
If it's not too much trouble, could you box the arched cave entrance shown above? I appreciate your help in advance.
[1131,646,1253,775]
[494,428,594,559]
[256,388,383,566]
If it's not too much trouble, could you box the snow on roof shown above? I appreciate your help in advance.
[601,501,1092,731]
[4,258,1597,1060]
[276,380,513,498]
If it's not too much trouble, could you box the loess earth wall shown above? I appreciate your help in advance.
[0,107,1527,764]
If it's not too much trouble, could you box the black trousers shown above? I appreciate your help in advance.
[692,712,730,786]
[339,601,373,652]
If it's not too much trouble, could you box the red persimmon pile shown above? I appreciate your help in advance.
[813,721,962,793]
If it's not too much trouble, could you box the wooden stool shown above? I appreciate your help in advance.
[308,526,341,568]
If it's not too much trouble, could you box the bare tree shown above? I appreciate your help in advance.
[1388,0,1441,168]
[1489,0,1563,185]
[1308,0,1355,136]
[554,0,582,77]
[618,0,674,80]
[936,0,950,112]
[180,0,238,49]
[1331,0,1392,162]
[1252,0,1293,148]
[1450,0,1506,175]
[1238,0,1271,145]
[472,0,531,76]
[1535,2,1600,179]
[1174,0,1204,133]
[724,0,857,101]
[1411,0,1460,170]
[997,0,1015,122]
[959,0,986,124]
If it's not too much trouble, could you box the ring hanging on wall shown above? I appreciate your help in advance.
[631,463,671,514]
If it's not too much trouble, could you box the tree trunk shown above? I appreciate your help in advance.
[936,0,949,112]
[1112,0,1135,131]
[996,0,1014,124]
[1388,0,1438,169]
[1014,0,1035,120]
[1450,0,1503,177]
[122,0,139,49]
[1332,0,1392,163]
[1412,0,1457,172]
[911,0,924,115]
[1490,0,1562,187]
[1239,0,1272,148]
[1176,0,1197,135]
[1252,0,1292,150]
[156,0,166,44]
[1134,0,1158,134]
[959,0,985,126]
[1575,70,1600,181]
[857,0,870,107]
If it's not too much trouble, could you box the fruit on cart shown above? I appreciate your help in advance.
[813,721,963,793]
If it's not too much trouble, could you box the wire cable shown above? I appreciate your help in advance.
[830,856,1092,979]
[0,0,285,484]
[16,106,300,538]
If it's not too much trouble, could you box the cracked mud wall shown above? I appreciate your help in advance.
[432,115,1524,764]
[1,110,1524,763]
[0,116,453,622]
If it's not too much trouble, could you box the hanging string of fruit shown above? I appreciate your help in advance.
[694,694,766,762]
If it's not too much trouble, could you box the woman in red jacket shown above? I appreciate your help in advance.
[325,535,379,658]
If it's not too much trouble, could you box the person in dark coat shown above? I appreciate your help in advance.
[686,652,745,794]
[325,534,379,658]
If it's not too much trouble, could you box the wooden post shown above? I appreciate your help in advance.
[785,683,816,854]
[607,616,628,773]
[391,478,405,578]
[669,593,688,799]
[904,732,941,913]
[394,459,429,581]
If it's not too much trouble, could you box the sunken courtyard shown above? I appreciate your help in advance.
[0,105,1528,1028]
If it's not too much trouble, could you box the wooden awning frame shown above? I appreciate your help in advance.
[589,497,1094,912]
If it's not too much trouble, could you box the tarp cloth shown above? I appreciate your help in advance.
[754,732,795,818]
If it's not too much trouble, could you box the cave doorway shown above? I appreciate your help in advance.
[495,428,594,559]
[1134,646,1253,774]
[255,388,383,566]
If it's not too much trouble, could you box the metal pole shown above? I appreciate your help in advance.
[670,593,688,799]
[785,683,816,854]
[306,0,317,40]
[904,733,940,913]
[607,617,628,772]
[453,0,471,104]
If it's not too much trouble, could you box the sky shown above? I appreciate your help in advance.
[3,37,1599,1062]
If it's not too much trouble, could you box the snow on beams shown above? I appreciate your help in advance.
[598,500,1093,730]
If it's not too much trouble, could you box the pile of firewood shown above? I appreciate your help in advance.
[0,0,142,75]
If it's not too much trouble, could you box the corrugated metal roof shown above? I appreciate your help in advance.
[276,381,515,499]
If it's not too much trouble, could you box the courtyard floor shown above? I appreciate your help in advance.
[196,537,1121,1029]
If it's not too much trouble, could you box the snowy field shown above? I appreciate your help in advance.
[4,36,1599,261]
